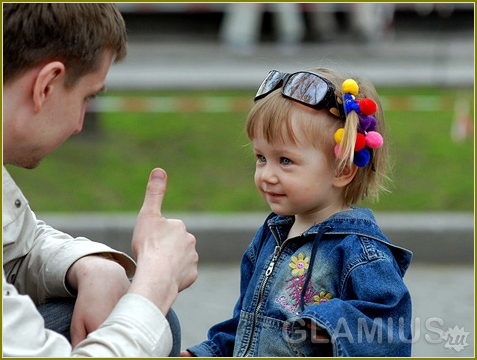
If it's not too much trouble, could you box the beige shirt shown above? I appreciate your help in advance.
[2,166,173,357]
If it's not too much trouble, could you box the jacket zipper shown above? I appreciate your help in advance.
[242,227,292,357]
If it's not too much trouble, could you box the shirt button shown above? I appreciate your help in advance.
[14,199,21,208]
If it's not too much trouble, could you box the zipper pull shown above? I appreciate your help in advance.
[265,246,281,277]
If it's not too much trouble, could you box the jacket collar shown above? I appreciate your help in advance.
[267,207,381,238]
[266,207,413,276]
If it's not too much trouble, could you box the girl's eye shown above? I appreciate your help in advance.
[256,155,266,163]
[281,157,293,165]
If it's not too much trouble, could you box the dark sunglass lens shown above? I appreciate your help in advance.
[255,70,284,98]
[282,72,329,106]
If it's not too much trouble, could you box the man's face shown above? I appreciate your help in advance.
[14,51,113,169]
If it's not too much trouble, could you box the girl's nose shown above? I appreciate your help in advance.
[260,164,278,184]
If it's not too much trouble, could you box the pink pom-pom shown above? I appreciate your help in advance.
[359,98,377,115]
[366,131,383,148]
[354,133,366,151]
[334,144,343,158]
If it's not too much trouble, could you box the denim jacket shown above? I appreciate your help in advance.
[188,208,413,357]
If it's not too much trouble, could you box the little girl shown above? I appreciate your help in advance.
[182,68,413,357]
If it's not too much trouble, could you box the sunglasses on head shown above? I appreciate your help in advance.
[254,70,344,119]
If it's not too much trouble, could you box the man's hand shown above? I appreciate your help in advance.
[66,255,131,347]
[129,168,199,315]
[180,350,195,357]
[306,321,331,343]
[66,168,198,345]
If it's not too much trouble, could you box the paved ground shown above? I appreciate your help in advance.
[106,31,473,91]
[39,212,474,265]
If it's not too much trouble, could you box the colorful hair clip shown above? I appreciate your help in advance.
[334,79,383,167]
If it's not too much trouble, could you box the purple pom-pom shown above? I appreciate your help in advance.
[354,148,370,167]
[358,114,377,132]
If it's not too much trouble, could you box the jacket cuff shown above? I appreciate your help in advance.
[187,340,224,357]
[44,239,136,299]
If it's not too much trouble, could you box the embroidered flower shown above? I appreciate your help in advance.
[313,290,333,304]
[289,253,309,277]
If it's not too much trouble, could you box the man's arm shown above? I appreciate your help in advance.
[66,255,132,347]
[68,168,198,346]
[3,168,198,357]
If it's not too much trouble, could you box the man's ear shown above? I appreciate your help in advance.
[333,164,358,189]
[32,61,66,112]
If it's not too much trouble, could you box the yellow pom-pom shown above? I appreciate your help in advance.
[342,79,359,95]
[334,128,345,144]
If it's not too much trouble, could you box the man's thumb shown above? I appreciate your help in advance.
[142,168,167,215]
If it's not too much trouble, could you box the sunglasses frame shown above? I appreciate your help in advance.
[254,70,344,119]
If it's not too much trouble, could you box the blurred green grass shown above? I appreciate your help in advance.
[6,87,474,213]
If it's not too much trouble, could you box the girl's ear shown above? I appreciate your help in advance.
[32,61,66,112]
[333,164,358,188]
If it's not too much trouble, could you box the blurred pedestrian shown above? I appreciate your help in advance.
[3,3,198,357]
[182,68,413,356]
[308,3,395,42]
[220,3,306,55]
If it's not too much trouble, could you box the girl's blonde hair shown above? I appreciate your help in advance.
[246,67,389,205]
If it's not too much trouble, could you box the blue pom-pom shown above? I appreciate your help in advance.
[343,94,360,115]
[354,148,371,167]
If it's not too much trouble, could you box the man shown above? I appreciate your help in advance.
[3,4,198,356]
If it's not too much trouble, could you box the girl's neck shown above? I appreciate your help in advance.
[287,204,352,239]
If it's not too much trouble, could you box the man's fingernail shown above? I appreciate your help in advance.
[151,169,165,181]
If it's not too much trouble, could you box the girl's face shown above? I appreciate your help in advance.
[252,111,348,224]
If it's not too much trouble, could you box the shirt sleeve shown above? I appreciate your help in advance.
[71,294,173,357]
[2,269,72,357]
[3,270,172,357]
[2,165,136,305]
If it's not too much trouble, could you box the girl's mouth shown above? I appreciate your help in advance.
[264,191,286,200]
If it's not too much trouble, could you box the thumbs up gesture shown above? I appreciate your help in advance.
[130,168,199,315]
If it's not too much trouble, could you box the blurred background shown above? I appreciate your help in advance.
[5,2,474,356]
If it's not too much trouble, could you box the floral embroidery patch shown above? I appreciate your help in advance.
[289,253,309,276]
[274,253,333,314]
[314,290,333,304]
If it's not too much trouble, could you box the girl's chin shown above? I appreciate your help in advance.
[267,205,291,216]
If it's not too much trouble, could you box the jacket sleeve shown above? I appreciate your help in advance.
[187,224,266,357]
[297,255,412,357]
[186,247,252,357]
[3,269,173,357]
